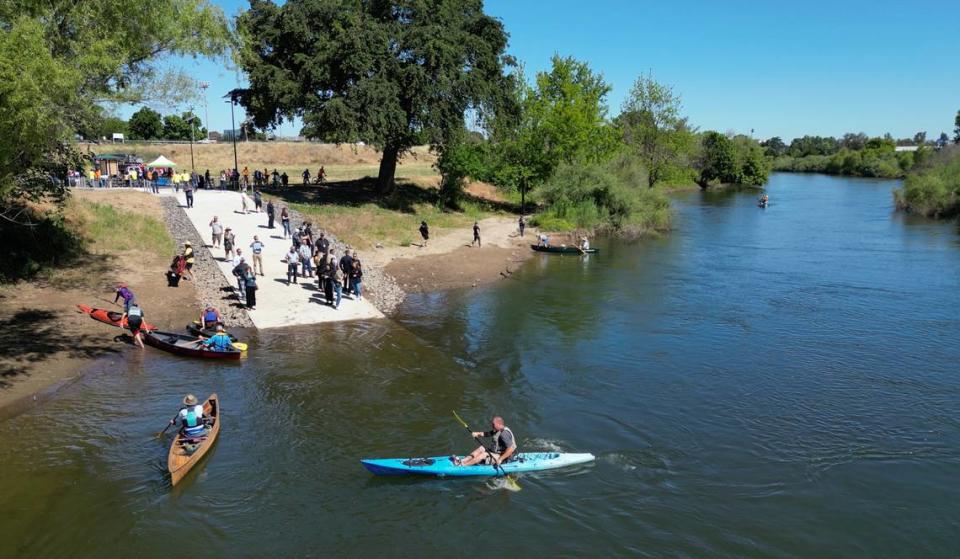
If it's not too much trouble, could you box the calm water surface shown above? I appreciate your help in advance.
[2,173,959,557]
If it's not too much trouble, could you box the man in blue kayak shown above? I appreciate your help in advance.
[457,416,517,467]
[200,325,235,352]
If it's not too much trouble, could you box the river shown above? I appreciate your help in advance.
[1,173,958,558]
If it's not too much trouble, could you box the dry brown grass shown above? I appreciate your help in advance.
[85,141,438,181]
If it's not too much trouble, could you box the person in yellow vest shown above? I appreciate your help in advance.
[87,169,95,188]
[182,242,195,281]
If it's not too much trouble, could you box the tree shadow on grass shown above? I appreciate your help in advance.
[261,178,520,215]
[0,309,121,389]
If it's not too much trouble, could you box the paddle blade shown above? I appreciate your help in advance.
[232,342,248,352]
[452,410,469,429]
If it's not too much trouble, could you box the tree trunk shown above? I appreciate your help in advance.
[376,144,400,195]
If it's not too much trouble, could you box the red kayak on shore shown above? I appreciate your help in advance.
[76,304,157,332]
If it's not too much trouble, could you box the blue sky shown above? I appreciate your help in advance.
[126,0,960,141]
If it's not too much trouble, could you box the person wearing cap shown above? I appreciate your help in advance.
[182,242,195,280]
[209,216,223,248]
[114,283,136,313]
[249,236,265,276]
[170,394,209,438]
[201,324,236,352]
[223,227,236,261]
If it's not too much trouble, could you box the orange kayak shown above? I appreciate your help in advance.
[76,304,156,331]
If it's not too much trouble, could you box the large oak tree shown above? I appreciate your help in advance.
[235,0,514,194]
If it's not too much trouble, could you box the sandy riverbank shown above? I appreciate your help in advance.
[0,189,538,419]
[0,190,200,417]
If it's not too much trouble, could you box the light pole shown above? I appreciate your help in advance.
[224,91,239,189]
[186,113,196,172]
[199,82,210,140]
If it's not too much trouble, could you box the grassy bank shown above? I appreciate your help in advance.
[894,146,960,218]
[264,179,509,250]
[0,193,175,284]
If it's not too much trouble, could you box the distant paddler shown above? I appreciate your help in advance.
[579,236,590,252]
[164,394,210,439]
[119,302,146,349]
[537,233,550,248]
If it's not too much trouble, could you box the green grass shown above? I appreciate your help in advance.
[68,201,175,256]
[290,200,491,249]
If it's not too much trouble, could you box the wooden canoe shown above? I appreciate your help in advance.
[76,304,156,331]
[167,393,220,486]
[144,330,242,360]
[530,245,599,255]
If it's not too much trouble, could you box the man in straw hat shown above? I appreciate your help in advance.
[182,242,195,281]
[169,394,209,439]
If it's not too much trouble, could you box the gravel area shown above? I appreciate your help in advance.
[161,197,254,327]
[284,206,406,315]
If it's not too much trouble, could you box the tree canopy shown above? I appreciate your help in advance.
[235,0,515,193]
[617,74,695,187]
[0,0,230,219]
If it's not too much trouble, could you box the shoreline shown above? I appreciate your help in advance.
[0,194,535,420]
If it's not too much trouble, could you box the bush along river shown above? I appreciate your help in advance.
[1,173,959,557]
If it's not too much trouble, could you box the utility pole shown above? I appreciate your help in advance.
[199,82,210,140]
[224,91,239,189]
[186,113,196,171]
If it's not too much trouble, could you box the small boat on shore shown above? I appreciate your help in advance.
[361,452,595,477]
[77,304,156,331]
[144,330,242,360]
[531,245,599,255]
[168,393,220,486]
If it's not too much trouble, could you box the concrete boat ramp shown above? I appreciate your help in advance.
[167,189,383,329]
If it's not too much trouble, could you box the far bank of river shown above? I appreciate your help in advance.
[1,173,959,557]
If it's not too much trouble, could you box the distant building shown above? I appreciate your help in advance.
[222,129,243,141]
[894,146,920,152]
[111,133,125,143]
[208,131,222,142]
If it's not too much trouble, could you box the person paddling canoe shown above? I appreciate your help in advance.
[169,394,210,438]
[456,416,517,467]
[200,325,236,352]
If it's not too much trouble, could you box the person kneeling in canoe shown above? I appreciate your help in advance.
[457,416,517,467]
[199,305,222,330]
[200,325,235,352]
[170,394,209,440]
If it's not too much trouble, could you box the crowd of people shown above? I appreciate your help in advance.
[170,198,365,314]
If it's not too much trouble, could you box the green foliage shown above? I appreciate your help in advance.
[774,147,911,178]
[0,0,229,219]
[235,0,514,194]
[894,146,960,217]
[533,153,670,235]
[695,132,769,186]
[761,136,787,157]
[788,135,840,157]
[618,74,696,187]
[129,107,163,140]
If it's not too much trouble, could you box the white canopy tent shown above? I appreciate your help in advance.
[146,155,177,168]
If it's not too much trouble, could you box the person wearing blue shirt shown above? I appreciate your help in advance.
[201,325,235,352]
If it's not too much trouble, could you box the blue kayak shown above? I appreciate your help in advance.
[361,452,595,477]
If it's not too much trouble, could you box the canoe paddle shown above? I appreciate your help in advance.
[155,414,178,439]
[452,410,521,491]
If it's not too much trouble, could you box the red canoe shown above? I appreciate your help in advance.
[76,304,157,332]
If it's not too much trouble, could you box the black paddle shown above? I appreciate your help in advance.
[155,414,178,439]
[452,411,521,491]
